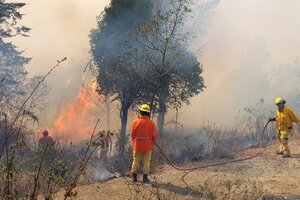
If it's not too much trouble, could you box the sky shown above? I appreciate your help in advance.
[9,0,300,130]
[10,0,111,126]
[179,0,300,126]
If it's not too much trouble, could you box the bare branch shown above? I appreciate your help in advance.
[8,57,67,135]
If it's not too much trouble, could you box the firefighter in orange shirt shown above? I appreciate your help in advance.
[131,104,158,183]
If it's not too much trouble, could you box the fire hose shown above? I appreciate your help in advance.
[154,120,271,172]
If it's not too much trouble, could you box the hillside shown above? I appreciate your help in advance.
[55,135,300,200]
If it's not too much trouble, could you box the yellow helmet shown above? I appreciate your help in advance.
[98,129,105,136]
[275,97,286,104]
[139,104,150,113]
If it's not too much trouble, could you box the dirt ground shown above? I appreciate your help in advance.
[55,135,300,200]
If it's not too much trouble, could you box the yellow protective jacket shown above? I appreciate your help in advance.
[276,106,300,132]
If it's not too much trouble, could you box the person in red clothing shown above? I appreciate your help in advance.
[38,129,55,150]
[131,104,158,183]
[98,130,109,162]
[38,130,55,163]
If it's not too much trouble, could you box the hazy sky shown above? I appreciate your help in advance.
[10,0,300,128]
[11,0,111,124]
[180,0,300,125]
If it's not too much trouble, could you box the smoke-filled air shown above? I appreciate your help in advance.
[10,0,300,132]
[1,0,300,199]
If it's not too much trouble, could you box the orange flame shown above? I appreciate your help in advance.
[51,82,102,142]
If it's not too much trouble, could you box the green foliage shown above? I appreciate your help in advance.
[0,0,36,114]
[90,1,206,130]
[104,0,148,21]
[90,0,153,100]
[167,51,205,109]
[126,0,205,134]
[0,0,30,91]
[0,0,30,38]
[90,0,153,60]
[90,0,154,141]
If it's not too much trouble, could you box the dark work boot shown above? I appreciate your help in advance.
[132,173,138,182]
[143,174,150,184]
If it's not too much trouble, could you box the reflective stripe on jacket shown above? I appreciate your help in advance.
[131,115,158,152]
[135,136,151,140]
[276,106,300,132]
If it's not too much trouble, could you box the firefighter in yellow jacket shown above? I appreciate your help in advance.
[269,97,300,158]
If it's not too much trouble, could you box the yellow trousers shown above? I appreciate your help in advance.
[278,130,291,155]
[131,151,152,175]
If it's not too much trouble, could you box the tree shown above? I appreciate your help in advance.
[90,0,153,144]
[129,0,205,134]
[0,0,31,111]
[0,1,30,38]
[0,41,30,99]
[91,0,207,137]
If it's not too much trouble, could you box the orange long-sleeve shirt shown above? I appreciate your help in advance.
[131,115,158,152]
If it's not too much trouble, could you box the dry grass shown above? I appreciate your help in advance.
[197,175,265,200]
[0,94,281,199]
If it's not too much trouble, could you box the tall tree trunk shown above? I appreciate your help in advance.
[157,83,168,136]
[119,101,130,150]
[175,108,178,133]
[105,97,110,130]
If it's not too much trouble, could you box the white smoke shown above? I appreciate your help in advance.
[10,0,300,128]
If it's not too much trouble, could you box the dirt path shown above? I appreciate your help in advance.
[55,136,300,199]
